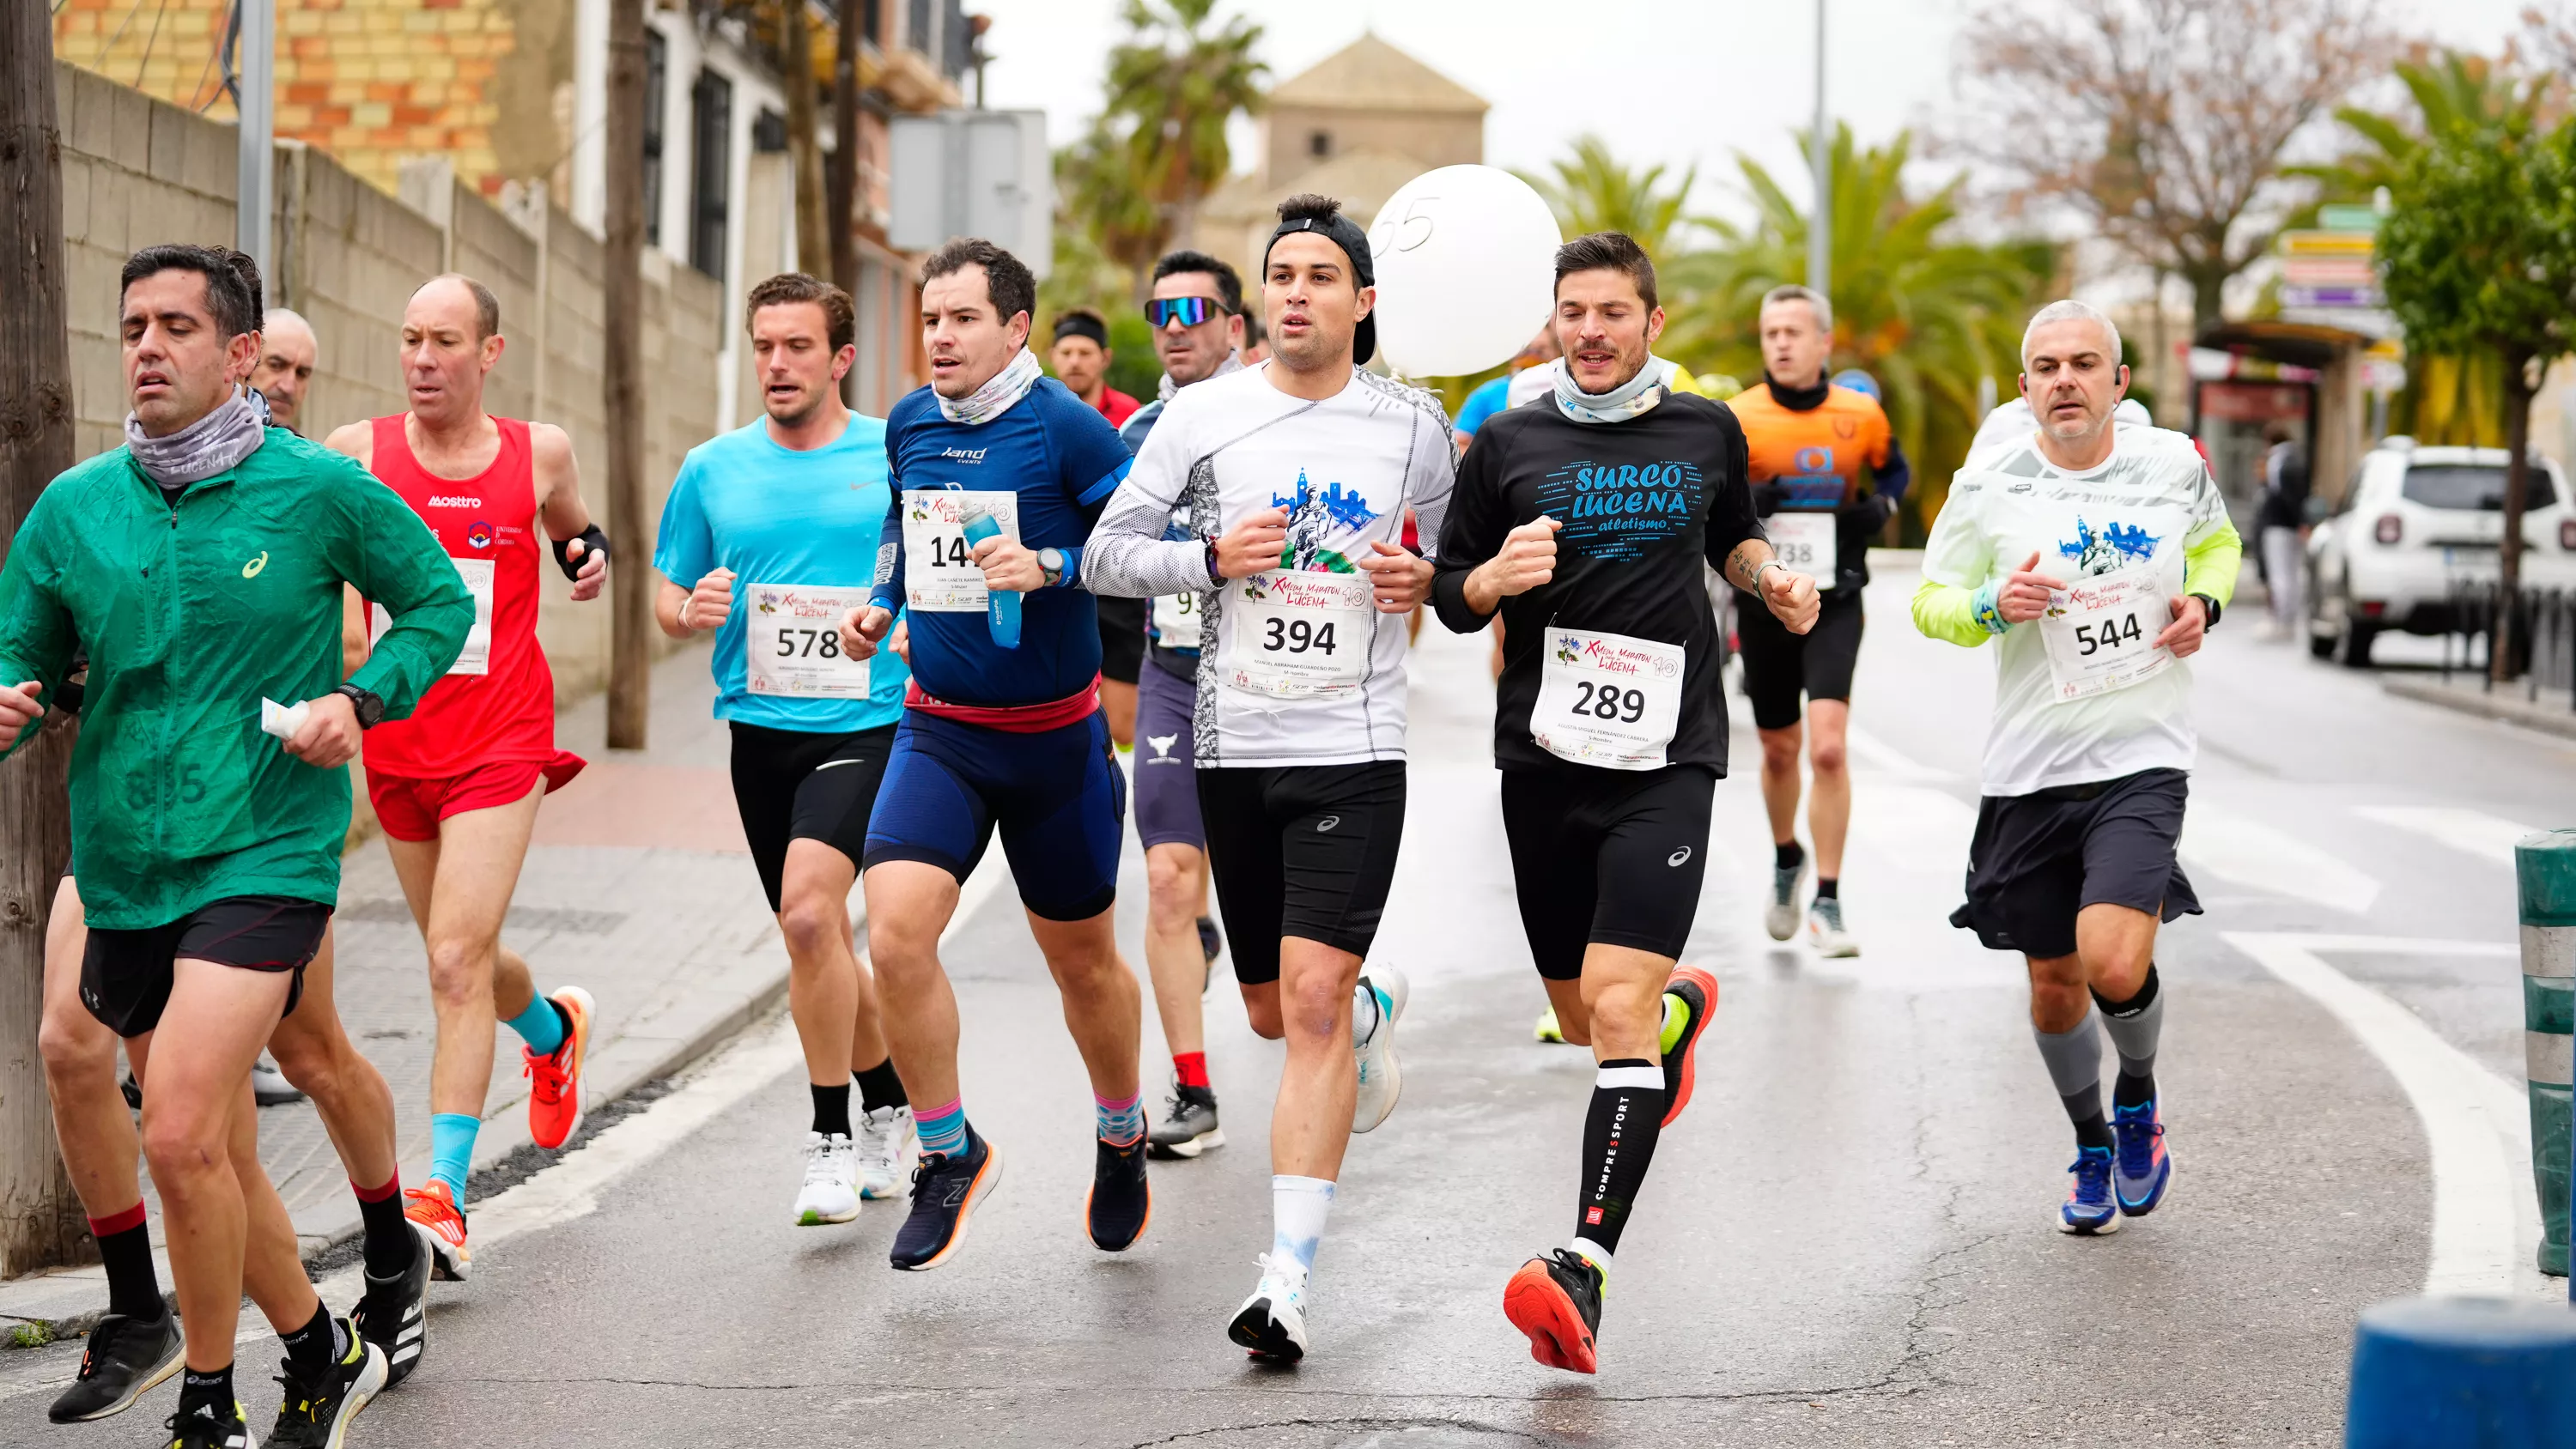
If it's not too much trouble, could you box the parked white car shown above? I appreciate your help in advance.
[2306,439,2576,665]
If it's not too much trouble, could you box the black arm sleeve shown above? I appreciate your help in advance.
[1431,423,1511,634]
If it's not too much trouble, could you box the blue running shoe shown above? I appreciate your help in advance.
[2057,1144,2119,1234]
[2111,1097,2171,1216]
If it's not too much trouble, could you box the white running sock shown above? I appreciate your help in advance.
[1271,1175,1335,1275]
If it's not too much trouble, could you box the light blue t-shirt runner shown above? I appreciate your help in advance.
[653,415,910,732]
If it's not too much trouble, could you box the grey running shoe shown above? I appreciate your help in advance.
[1807,897,1858,957]
[1148,1084,1224,1159]
[48,1311,182,1423]
[1764,856,1810,941]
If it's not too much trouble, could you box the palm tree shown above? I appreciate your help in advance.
[1084,0,1267,299]
[1665,124,2055,538]
[2296,50,2567,446]
[1517,136,1705,261]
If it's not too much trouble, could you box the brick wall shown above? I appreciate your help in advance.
[54,61,724,715]
[52,0,566,203]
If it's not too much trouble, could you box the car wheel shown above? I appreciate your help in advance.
[2338,615,2379,669]
[2308,628,2336,660]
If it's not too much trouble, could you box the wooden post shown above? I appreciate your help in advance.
[0,41,87,1273]
[605,0,650,749]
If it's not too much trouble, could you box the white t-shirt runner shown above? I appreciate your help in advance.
[1922,423,2234,796]
[1081,363,1456,767]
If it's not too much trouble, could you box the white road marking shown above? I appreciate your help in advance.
[0,850,1024,1409]
[2183,809,2382,916]
[2225,932,2551,1298]
[2352,805,2539,867]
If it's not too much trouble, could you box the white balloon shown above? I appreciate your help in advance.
[1366,165,1561,379]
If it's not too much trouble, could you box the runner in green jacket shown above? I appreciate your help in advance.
[0,246,469,1449]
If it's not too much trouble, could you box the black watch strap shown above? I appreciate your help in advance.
[2190,592,2221,629]
[334,682,386,729]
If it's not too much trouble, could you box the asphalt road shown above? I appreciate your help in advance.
[3,559,2567,1446]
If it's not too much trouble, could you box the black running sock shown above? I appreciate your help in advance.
[354,1175,414,1281]
[853,1057,906,1115]
[279,1300,340,1377]
[1814,877,1839,900]
[810,1082,854,1138]
[1774,840,1805,871]
[2065,1086,2114,1152]
[1571,1059,1668,1264]
[2114,1070,2157,1109]
[177,1364,234,1419]
[94,1213,162,1321]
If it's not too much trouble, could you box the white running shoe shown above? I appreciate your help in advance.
[792,1131,861,1226]
[1351,966,1407,1134]
[1765,856,1809,941]
[1226,1252,1313,1362]
[1807,897,1859,957]
[855,1105,914,1201]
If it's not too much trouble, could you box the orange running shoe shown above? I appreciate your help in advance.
[1503,1250,1603,1374]
[1658,966,1718,1127]
[523,986,593,1151]
[402,1181,471,1282]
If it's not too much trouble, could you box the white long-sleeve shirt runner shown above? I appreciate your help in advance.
[1081,362,1456,767]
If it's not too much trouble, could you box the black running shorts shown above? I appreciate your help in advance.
[82,895,332,1038]
[1501,764,1716,979]
[1951,767,2201,960]
[1097,595,1147,685]
[729,720,897,912]
[1197,761,1406,985]
[1737,586,1863,731]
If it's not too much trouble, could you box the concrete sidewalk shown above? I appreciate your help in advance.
[2,640,792,1339]
[2384,670,2576,743]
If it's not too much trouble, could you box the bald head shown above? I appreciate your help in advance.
[401,274,505,427]
[252,307,319,432]
[412,273,501,340]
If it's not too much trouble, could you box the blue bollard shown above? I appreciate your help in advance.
[2346,1296,2576,1447]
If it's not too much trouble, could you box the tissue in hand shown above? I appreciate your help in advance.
[260,697,311,741]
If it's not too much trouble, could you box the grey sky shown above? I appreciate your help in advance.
[977,0,2543,231]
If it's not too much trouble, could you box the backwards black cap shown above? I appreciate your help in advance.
[1263,207,1376,366]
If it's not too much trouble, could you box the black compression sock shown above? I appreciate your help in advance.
[1774,840,1806,871]
[279,1300,339,1377]
[354,1176,415,1281]
[178,1364,234,1418]
[2114,1070,2157,1109]
[854,1058,906,1115]
[1571,1059,1668,1261]
[810,1082,854,1138]
[1814,877,1839,900]
[2065,1087,2114,1152]
[94,1214,162,1322]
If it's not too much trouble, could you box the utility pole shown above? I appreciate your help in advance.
[235,0,274,278]
[605,0,650,749]
[0,5,87,1276]
[1807,0,1830,304]
[829,0,861,401]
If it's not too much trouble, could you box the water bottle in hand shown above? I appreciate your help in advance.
[961,508,1019,650]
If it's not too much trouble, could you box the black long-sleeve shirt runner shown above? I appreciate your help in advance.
[1432,392,1766,775]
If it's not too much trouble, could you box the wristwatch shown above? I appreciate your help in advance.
[1038,547,1066,588]
[333,682,386,730]
[2190,593,2222,629]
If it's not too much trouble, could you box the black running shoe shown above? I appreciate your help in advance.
[1147,1084,1224,1160]
[352,1221,431,1386]
[162,1398,254,1448]
[47,1310,183,1423]
[268,1322,387,1449]
[1502,1248,1606,1374]
[1086,1136,1151,1251]
[890,1131,1000,1271]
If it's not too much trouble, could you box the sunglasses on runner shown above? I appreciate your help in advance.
[1145,297,1228,329]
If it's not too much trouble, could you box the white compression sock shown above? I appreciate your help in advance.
[1271,1175,1335,1275]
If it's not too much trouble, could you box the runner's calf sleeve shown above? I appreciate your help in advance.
[1571,1060,1668,1270]
[2092,965,2163,1089]
[2033,1011,2113,1149]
